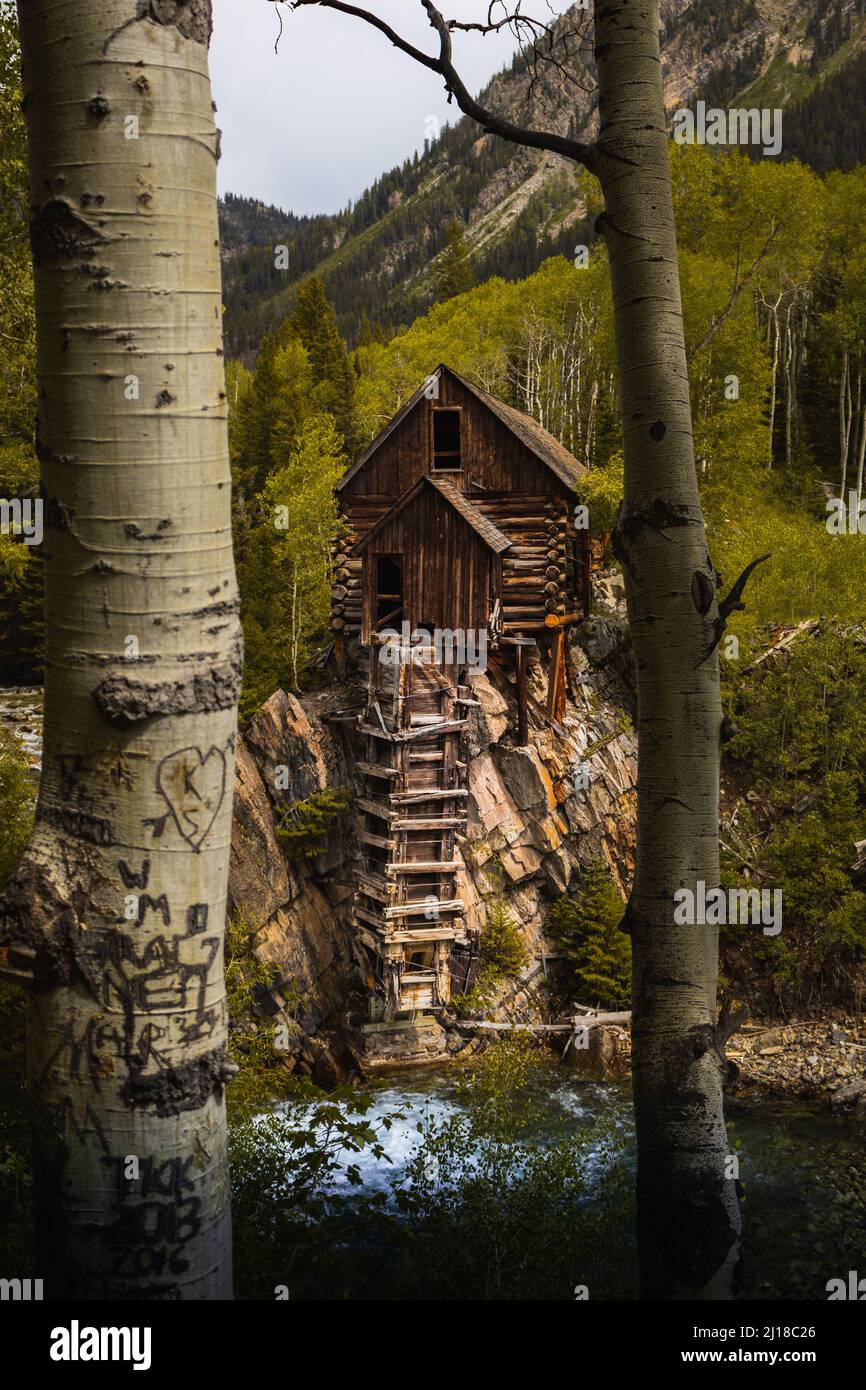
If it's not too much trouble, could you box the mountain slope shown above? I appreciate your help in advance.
[219,0,866,358]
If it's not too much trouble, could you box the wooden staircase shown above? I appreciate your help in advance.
[353,635,472,1021]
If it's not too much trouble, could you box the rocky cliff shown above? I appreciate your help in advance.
[228,583,638,1080]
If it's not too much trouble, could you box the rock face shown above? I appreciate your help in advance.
[228,689,366,1079]
[228,622,638,1080]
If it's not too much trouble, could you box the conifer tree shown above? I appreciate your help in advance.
[434,217,475,301]
[291,277,357,449]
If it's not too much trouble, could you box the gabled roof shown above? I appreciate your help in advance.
[444,365,587,490]
[337,363,586,493]
[353,475,512,557]
[338,374,433,493]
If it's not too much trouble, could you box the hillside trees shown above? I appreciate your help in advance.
[290,276,357,451]
[240,414,345,714]
[434,217,475,301]
[0,0,238,1297]
[227,277,354,714]
[291,0,760,1297]
[0,0,40,682]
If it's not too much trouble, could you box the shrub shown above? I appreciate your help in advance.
[0,729,34,887]
[451,896,528,1016]
[275,786,352,860]
[225,914,298,1120]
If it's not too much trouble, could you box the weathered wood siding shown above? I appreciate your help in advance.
[361,484,496,643]
[331,367,588,640]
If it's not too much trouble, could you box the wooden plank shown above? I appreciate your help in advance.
[356,797,395,821]
[385,861,462,874]
[356,761,399,779]
[390,926,460,942]
[393,815,467,830]
[383,898,463,919]
[358,829,396,851]
[390,788,468,804]
[354,905,389,933]
[359,719,466,741]
[462,1013,631,1032]
[356,872,395,903]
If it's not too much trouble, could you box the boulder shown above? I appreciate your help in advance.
[563,1024,630,1080]
[495,744,551,811]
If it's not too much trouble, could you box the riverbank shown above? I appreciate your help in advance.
[0,686,42,775]
[446,1009,866,1113]
[229,1056,866,1301]
[728,1015,866,1111]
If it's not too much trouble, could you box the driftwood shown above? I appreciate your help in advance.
[460,1012,631,1033]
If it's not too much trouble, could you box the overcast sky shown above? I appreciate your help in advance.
[210,1,568,216]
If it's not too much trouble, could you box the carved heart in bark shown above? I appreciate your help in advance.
[156,745,226,852]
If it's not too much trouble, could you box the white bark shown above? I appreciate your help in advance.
[1,0,238,1299]
[594,0,742,1298]
[840,350,850,497]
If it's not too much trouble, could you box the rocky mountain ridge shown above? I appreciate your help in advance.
[220,0,866,355]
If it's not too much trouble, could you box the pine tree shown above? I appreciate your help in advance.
[548,861,631,1010]
[434,218,475,302]
[290,277,357,450]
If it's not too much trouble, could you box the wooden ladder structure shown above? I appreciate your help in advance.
[353,635,470,1021]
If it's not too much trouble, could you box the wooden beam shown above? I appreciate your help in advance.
[356,797,395,821]
[383,898,464,919]
[461,1012,631,1032]
[393,815,467,830]
[385,861,462,873]
[358,829,396,851]
[515,642,528,746]
[544,611,580,628]
[389,788,468,804]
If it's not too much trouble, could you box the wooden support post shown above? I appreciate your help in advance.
[334,630,347,680]
[555,636,567,724]
[516,643,529,746]
[547,628,564,718]
[581,528,593,616]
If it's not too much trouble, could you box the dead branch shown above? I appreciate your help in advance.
[287,0,599,172]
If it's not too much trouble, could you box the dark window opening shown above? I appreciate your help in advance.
[375,554,403,628]
[405,946,434,971]
[432,408,462,470]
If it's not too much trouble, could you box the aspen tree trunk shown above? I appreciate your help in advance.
[840,350,850,496]
[594,0,741,1297]
[1,0,238,1298]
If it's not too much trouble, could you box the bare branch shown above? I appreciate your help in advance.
[287,0,598,173]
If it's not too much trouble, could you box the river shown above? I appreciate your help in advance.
[0,686,42,776]
[254,1062,866,1300]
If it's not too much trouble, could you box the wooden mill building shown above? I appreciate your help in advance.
[329,364,590,1028]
